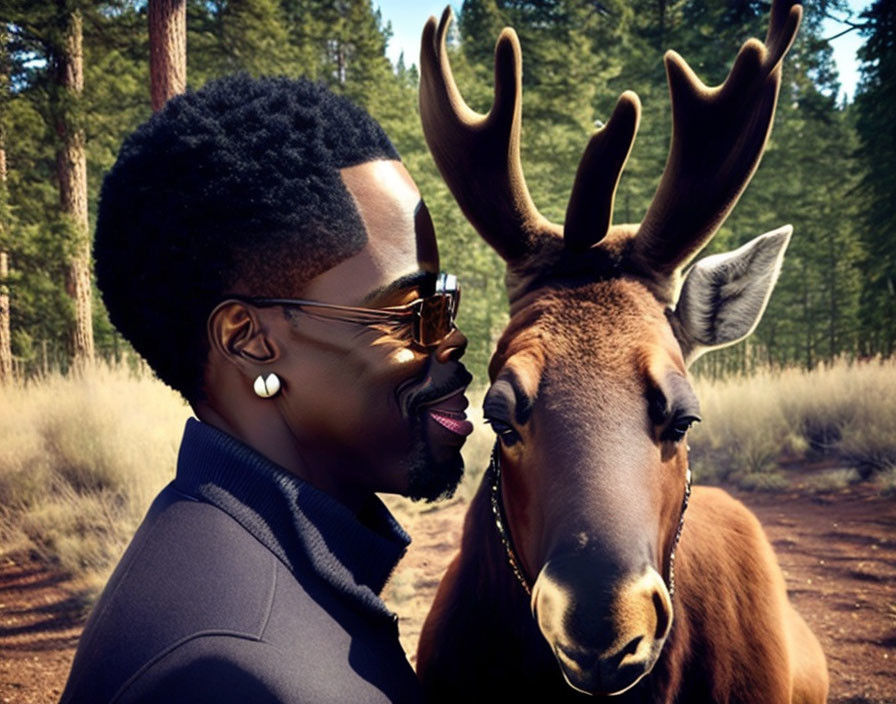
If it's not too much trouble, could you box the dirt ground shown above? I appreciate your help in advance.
[1,481,893,703]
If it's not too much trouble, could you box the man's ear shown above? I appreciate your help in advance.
[207,301,279,368]
[672,225,791,366]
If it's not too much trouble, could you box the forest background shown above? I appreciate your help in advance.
[0,0,893,387]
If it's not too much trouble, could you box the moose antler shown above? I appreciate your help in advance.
[564,92,640,251]
[632,0,802,282]
[419,9,547,263]
[420,0,801,290]
[419,8,639,263]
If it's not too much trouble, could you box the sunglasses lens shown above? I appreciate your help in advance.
[418,292,457,347]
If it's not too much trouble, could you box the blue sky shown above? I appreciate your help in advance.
[821,0,871,100]
[375,0,871,102]
[375,1,458,67]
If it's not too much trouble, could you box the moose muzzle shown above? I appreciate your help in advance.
[531,557,673,696]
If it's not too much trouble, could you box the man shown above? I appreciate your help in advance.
[60,74,472,703]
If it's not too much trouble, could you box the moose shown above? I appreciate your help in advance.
[415,1,828,701]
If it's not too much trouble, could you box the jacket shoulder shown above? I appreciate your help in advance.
[62,488,279,702]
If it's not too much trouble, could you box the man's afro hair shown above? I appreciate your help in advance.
[94,74,399,402]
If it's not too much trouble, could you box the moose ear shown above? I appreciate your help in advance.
[672,226,791,365]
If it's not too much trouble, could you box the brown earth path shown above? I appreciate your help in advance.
[1,484,894,703]
[728,485,896,704]
[0,558,85,703]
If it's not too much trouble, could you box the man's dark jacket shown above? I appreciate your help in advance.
[60,418,423,703]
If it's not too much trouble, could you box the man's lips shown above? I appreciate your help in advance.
[423,387,474,437]
[429,410,474,436]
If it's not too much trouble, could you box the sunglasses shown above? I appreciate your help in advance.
[226,272,460,349]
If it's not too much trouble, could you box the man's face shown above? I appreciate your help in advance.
[263,160,472,501]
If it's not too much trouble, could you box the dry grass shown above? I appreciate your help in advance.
[1,359,893,585]
[0,364,188,589]
[878,467,896,496]
[689,358,896,488]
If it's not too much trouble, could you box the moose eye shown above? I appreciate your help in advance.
[486,418,521,447]
[663,415,700,444]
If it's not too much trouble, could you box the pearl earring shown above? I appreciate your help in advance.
[253,373,281,399]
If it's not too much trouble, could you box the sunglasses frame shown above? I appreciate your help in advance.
[224,272,460,349]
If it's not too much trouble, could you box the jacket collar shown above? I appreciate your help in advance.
[173,418,410,622]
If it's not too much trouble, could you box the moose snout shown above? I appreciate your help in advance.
[532,558,673,696]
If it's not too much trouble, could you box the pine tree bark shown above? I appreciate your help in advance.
[0,30,11,383]
[53,6,94,368]
[0,247,10,381]
[149,0,186,112]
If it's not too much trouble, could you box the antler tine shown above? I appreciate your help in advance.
[564,91,641,251]
[632,0,802,290]
[419,7,556,264]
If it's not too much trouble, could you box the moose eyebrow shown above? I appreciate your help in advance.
[485,373,535,425]
[648,372,701,424]
[664,373,701,418]
[361,270,436,304]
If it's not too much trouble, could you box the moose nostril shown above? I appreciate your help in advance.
[653,588,671,640]
[555,636,649,696]
[649,570,672,641]
[619,634,643,660]
[535,565,672,696]
[557,643,594,671]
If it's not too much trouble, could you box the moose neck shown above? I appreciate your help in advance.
[459,474,566,683]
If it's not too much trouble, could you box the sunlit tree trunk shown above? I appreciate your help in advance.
[53,4,94,368]
[0,29,11,383]
[0,251,10,380]
[149,0,186,112]
[0,150,11,383]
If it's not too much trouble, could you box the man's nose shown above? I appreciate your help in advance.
[434,327,467,363]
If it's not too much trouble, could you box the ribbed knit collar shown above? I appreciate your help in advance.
[173,418,410,623]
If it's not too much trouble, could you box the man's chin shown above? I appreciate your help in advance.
[405,437,465,503]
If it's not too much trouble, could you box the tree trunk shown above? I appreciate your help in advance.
[0,144,11,383]
[657,0,667,49]
[0,249,10,383]
[53,6,94,368]
[0,29,11,383]
[149,0,187,112]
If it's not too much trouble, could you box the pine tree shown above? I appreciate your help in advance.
[189,0,303,83]
[458,0,633,222]
[311,0,395,104]
[749,2,864,368]
[51,1,94,368]
[854,0,896,356]
[0,26,12,381]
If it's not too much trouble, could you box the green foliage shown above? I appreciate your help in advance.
[854,0,896,356]
[459,0,634,221]
[188,0,306,83]
[0,0,891,384]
